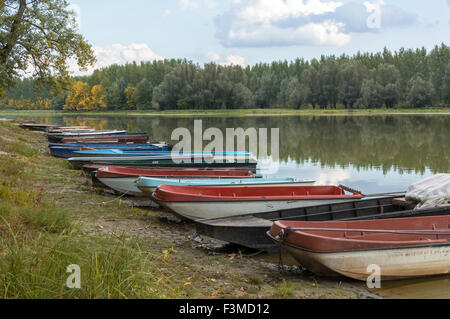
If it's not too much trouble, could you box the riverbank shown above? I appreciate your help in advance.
[1,107,450,118]
[0,122,379,299]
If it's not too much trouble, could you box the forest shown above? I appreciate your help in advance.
[2,44,450,111]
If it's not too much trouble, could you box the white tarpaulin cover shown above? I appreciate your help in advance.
[405,174,450,210]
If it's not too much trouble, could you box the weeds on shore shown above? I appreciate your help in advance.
[0,125,183,299]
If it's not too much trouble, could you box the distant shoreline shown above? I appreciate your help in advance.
[1,108,450,117]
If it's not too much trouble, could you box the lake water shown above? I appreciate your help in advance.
[10,113,450,298]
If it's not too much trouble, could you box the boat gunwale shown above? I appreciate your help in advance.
[266,230,450,254]
[152,194,364,202]
[152,185,363,202]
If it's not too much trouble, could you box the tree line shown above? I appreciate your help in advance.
[2,44,450,111]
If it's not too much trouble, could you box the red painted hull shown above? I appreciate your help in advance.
[269,215,450,252]
[96,165,257,178]
[153,185,363,202]
[61,134,149,144]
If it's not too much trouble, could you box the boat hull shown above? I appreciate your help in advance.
[68,156,257,170]
[271,240,450,281]
[195,197,450,251]
[156,198,362,221]
[49,144,169,158]
[97,177,144,196]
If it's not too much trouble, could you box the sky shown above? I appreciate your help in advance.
[69,0,450,74]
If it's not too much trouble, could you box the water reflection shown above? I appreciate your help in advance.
[13,114,450,191]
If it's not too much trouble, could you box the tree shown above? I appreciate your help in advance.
[105,79,127,110]
[407,75,435,107]
[375,64,401,108]
[338,63,367,109]
[90,85,106,110]
[125,86,136,109]
[229,83,254,109]
[300,67,320,109]
[318,61,339,109]
[0,0,96,92]
[152,63,196,110]
[133,78,153,110]
[359,79,383,108]
[63,81,90,111]
[443,63,450,106]
[254,70,278,108]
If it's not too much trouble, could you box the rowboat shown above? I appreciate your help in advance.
[60,134,150,144]
[47,130,128,143]
[46,126,96,135]
[48,143,169,158]
[19,123,60,131]
[195,196,450,251]
[72,150,251,158]
[47,126,93,132]
[90,164,261,192]
[152,185,364,221]
[95,165,261,196]
[135,177,315,197]
[67,154,258,170]
[267,215,450,281]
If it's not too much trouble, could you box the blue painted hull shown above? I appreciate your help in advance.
[73,150,252,157]
[49,144,169,158]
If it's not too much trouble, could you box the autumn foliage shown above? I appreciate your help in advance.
[63,82,106,111]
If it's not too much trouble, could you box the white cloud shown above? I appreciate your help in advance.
[239,0,343,23]
[206,51,221,61]
[215,0,349,48]
[70,43,164,75]
[315,169,351,185]
[205,52,246,66]
[215,0,417,48]
[226,20,350,47]
[222,55,246,67]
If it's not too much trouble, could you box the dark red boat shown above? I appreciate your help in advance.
[61,134,149,144]
[96,165,258,178]
[268,215,450,280]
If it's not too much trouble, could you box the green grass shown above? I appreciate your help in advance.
[0,125,183,299]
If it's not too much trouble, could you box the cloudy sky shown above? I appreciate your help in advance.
[69,0,450,73]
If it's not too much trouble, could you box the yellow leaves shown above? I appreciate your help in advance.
[91,85,107,110]
[162,247,177,261]
[125,86,136,109]
[0,88,5,99]
[63,82,107,111]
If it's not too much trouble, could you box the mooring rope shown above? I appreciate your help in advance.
[100,191,130,205]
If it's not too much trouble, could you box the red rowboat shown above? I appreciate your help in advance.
[268,215,450,281]
[61,134,149,144]
[152,185,363,221]
[96,165,258,178]
[95,165,260,196]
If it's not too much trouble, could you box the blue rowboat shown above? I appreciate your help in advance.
[49,143,169,158]
[134,176,316,197]
[72,150,251,157]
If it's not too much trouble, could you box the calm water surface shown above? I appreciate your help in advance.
[11,114,450,298]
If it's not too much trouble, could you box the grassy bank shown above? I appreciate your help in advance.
[1,107,450,118]
[0,122,377,299]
